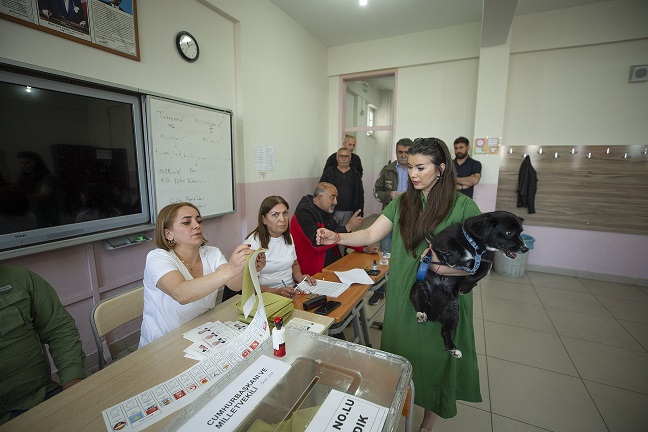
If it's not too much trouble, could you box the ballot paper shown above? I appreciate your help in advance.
[334,268,375,286]
[101,249,271,432]
[300,279,348,298]
[177,355,291,432]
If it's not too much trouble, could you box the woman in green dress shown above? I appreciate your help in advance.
[317,138,481,431]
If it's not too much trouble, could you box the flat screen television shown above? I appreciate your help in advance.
[0,66,151,254]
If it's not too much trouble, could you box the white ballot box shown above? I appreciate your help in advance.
[163,329,412,432]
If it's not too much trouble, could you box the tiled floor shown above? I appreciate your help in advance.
[360,271,648,432]
[111,270,648,432]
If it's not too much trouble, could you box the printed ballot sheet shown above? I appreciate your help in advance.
[177,355,291,432]
[101,250,269,432]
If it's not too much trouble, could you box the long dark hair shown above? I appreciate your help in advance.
[247,196,292,249]
[399,137,457,255]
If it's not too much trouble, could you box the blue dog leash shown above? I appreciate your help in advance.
[415,225,484,279]
[459,225,483,275]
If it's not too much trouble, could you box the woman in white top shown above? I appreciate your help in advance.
[139,202,256,347]
[244,196,315,299]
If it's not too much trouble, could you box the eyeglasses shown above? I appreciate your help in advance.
[337,155,350,159]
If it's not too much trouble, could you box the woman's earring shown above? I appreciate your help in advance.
[167,238,175,245]
[436,175,441,180]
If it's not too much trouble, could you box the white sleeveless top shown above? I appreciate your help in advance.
[139,246,226,347]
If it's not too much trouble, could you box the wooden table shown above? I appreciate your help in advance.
[0,298,333,432]
[321,250,389,283]
[322,251,390,329]
[292,251,390,347]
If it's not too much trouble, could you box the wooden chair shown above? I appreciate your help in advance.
[89,286,144,370]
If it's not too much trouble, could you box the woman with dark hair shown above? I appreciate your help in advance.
[316,138,481,431]
[245,196,315,299]
[16,151,60,227]
[139,202,258,347]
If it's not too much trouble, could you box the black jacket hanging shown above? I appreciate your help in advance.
[517,155,537,214]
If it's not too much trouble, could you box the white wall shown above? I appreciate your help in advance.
[0,0,330,362]
[326,0,648,281]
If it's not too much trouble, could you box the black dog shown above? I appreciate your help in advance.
[410,211,528,358]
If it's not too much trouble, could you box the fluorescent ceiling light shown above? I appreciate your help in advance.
[359,0,367,6]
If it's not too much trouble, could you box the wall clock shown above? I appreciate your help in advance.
[176,31,199,62]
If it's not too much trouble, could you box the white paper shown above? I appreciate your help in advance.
[178,355,291,431]
[304,389,388,432]
[303,279,349,298]
[334,269,375,285]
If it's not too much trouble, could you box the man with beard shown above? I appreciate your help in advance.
[453,136,482,198]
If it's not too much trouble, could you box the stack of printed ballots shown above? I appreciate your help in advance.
[235,292,293,327]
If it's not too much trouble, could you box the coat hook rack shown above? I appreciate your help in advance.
[624,152,631,159]
[538,148,544,155]
[553,152,560,158]
[586,152,594,159]
[570,148,577,155]
[605,148,612,155]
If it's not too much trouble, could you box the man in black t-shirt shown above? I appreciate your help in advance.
[453,136,482,199]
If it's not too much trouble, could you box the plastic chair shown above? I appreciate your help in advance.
[90,286,144,370]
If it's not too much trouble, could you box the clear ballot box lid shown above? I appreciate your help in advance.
[163,328,412,432]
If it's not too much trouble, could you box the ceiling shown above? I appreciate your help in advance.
[268,0,615,48]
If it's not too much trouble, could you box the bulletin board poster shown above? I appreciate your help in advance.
[0,0,140,61]
[474,137,501,155]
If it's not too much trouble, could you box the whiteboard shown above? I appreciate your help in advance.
[145,96,235,218]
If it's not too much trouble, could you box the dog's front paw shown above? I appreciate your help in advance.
[448,349,462,358]
[416,311,428,323]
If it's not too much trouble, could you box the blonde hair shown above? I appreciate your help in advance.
[154,202,207,250]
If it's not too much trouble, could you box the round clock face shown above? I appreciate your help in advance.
[176,31,199,62]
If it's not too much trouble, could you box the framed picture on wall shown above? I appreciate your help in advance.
[0,0,140,61]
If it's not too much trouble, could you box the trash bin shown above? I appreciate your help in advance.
[493,234,535,277]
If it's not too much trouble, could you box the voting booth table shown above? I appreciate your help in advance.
[163,330,411,432]
[0,251,409,432]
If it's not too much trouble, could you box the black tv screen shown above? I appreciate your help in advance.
[0,67,150,253]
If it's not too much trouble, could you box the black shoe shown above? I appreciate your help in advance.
[368,291,385,306]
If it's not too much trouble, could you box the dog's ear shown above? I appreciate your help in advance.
[465,213,496,243]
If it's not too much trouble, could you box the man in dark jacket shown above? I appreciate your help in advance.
[291,183,376,276]
[0,265,86,424]
[322,134,363,177]
[320,148,364,228]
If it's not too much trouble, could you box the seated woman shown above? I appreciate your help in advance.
[139,202,256,347]
[244,196,316,299]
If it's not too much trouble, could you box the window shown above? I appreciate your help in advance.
[366,104,376,137]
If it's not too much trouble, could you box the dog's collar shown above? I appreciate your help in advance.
[459,225,483,275]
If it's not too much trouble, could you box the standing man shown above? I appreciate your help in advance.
[291,183,376,275]
[369,138,412,305]
[453,136,482,198]
[323,134,363,177]
[0,265,86,424]
[320,147,364,228]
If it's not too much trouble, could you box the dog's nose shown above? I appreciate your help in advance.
[520,245,529,253]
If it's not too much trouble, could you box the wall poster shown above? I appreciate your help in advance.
[1,0,140,61]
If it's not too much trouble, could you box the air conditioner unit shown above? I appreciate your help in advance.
[629,65,648,83]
